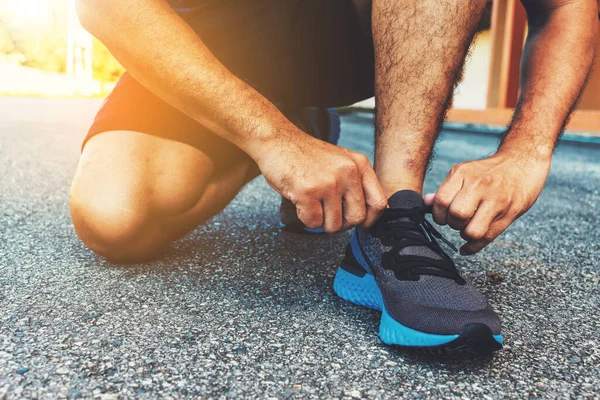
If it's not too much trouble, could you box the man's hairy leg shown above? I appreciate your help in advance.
[372,0,487,196]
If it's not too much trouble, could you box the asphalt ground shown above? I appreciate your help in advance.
[0,98,599,399]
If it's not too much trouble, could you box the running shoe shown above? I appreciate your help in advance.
[333,189,503,355]
[279,107,341,233]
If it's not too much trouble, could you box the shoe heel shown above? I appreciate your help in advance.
[333,267,382,311]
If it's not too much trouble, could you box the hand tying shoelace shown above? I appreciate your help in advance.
[370,206,465,284]
[333,190,503,354]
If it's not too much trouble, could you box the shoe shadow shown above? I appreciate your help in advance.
[390,346,498,370]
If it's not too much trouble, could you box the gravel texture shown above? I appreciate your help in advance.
[0,98,599,399]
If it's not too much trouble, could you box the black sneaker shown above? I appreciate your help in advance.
[279,107,341,233]
[333,190,503,355]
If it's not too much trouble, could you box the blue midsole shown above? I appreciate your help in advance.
[279,221,324,233]
[333,267,503,347]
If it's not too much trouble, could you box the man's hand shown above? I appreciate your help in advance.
[256,134,388,233]
[425,152,551,255]
[421,0,596,256]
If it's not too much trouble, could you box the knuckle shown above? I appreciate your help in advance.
[323,174,337,185]
[298,183,317,197]
[316,177,337,192]
[299,189,312,198]
[346,212,367,225]
[337,157,353,168]
[370,197,388,211]
[495,200,510,213]
[300,190,318,200]
[342,160,359,176]
[348,163,360,176]
[324,182,337,193]
[475,175,494,187]
[508,207,523,220]
[449,207,470,221]
[464,226,485,241]
[451,163,467,176]
[483,230,497,242]
[356,153,370,166]
[500,210,514,222]
[435,196,451,209]
[510,197,527,212]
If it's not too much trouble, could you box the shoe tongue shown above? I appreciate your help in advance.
[388,190,424,209]
[384,190,441,260]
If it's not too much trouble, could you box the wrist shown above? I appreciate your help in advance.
[243,122,304,165]
[496,133,554,165]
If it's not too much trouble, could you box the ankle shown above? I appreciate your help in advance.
[379,179,423,198]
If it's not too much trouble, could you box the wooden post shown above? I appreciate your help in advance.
[486,0,527,109]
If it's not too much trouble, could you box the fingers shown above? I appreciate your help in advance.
[295,197,324,231]
[460,215,511,255]
[323,193,344,233]
[341,185,367,232]
[460,201,500,242]
[426,156,539,255]
[423,193,435,206]
[338,153,367,231]
[446,191,481,230]
[433,167,464,226]
[352,153,387,228]
[294,152,387,233]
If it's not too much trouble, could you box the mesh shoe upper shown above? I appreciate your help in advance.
[354,190,501,335]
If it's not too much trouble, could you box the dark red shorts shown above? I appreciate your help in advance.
[85,0,374,158]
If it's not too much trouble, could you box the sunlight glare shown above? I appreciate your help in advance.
[1,0,55,25]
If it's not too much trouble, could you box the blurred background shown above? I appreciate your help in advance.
[0,0,123,97]
[0,0,599,133]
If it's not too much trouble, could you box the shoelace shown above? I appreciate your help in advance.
[370,206,465,284]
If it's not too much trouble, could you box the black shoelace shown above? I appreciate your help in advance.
[370,206,465,284]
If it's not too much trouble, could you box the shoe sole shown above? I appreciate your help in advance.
[333,267,503,356]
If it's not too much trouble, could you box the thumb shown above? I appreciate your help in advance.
[423,193,436,206]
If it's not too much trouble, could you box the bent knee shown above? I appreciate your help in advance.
[69,192,166,263]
